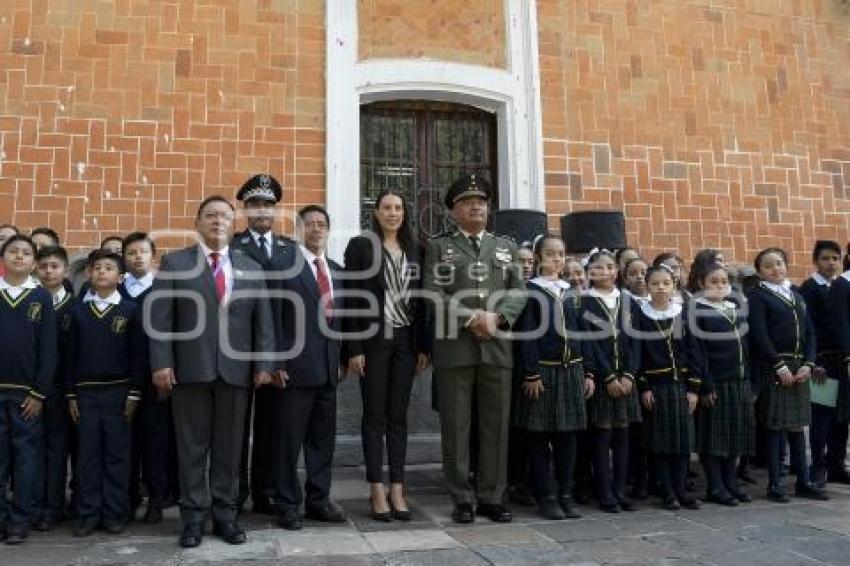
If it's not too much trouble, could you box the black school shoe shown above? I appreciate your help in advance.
[537,497,566,520]
[558,495,582,519]
[677,493,700,509]
[661,494,680,510]
[705,490,738,507]
[476,503,512,523]
[74,520,99,538]
[766,486,790,503]
[795,483,829,501]
[451,503,474,524]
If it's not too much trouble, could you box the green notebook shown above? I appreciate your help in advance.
[810,378,839,408]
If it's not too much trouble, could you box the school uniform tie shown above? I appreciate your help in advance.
[209,251,226,303]
[314,257,334,322]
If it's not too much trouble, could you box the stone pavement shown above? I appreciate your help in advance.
[3,465,850,565]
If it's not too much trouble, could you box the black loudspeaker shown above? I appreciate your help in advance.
[560,211,627,253]
[492,209,548,246]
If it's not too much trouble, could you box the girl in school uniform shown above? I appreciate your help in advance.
[622,257,649,305]
[693,263,755,505]
[581,249,641,512]
[514,235,595,520]
[653,253,689,305]
[634,265,700,510]
[747,248,828,502]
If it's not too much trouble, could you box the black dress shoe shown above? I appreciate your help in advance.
[728,488,752,503]
[599,499,620,513]
[677,493,700,509]
[537,497,566,520]
[305,501,346,523]
[74,521,99,538]
[277,508,303,530]
[451,503,474,524]
[143,506,163,524]
[508,485,536,506]
[476,503,512,523]
[5,528,27,545]
[796,483,829,501]
[767,487,790,503]
[662,494,680,510]
[213,521,246,545]
[389,500,411,522]
[32,518,51,531]
[827,469,850,485]
[705,490,738,507]
[103,522,126,534]
[252,497,276,515]
[614,494,636,512]
[558,495,582,519]
[179,523,204,548]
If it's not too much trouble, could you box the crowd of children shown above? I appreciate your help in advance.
[1,220,850,543]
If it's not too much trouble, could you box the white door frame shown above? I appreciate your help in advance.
[325,0,544,261]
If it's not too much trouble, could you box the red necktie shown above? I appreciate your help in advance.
[314,257,334,321]
[210,252,226,303]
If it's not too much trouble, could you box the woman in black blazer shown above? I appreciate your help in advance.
[344,189,430,521]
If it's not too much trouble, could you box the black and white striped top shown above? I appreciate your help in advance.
[383,250,412,328]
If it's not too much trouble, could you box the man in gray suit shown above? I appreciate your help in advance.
[148,196,276,548]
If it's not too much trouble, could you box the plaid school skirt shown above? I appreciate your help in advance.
[643,380,694,456]
[758,359,811,430]
[696,379,755,457]
[588,375,642,428]
[513,361,588,433]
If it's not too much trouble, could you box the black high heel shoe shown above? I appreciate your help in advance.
[389,496,411,522]
[369,495,392,522]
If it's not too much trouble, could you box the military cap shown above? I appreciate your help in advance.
[444,173,491,209]
[236,174,282,203]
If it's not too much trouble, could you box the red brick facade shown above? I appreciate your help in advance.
[1,1,849,276]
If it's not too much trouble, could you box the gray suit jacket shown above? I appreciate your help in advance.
[148,244,276,388]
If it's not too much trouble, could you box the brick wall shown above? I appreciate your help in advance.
[358,0,506,68]
[0,0,325,249]
[539,0,850,277]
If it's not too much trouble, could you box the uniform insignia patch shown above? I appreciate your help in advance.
[28,302,42,322]
[111,316,128,334]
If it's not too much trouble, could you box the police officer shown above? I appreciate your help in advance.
[423,174,527,524]
[232,174,293,514]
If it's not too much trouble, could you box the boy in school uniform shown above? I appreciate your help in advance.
[0,235,57,544]
[34,245,77,529]
[797,241,845,487]
[65,249,145,536]
[120,232,176,523]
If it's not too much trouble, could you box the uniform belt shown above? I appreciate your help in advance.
[539,357,583,367]
[777,353,803,360]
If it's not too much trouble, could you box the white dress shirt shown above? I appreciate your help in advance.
[249,229,273,259]
[123,272,154,298]
[83,289,122,312]
[0,276,38,300]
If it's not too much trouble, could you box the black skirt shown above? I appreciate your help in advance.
[758,360,811,430]
[588,375,642,427]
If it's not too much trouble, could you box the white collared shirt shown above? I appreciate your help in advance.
[585,286,621,310]
[530,276,570,298]
[811,272,832,287]
[695,296,737,311]
[639,300,683,321]
[623,289,649,305]
[299,244,334,301]
[249,228,273,259]
[83,289,122,312]
[52,287,68,307]
[0,276,38,300]
[123,272,154,298]
[760,279,793,301]
[199,242,234,302]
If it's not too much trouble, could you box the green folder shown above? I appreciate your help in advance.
[810,378,839,408]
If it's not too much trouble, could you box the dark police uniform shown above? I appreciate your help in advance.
[423,175,527,518]
[231,174,294,513]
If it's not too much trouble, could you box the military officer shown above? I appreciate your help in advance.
[232,174,294,514]
[423,173,527,524]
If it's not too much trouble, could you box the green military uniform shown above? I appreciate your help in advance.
[424,222,527,506]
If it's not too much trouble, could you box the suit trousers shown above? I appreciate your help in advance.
[76,387,131,525]
[139,382,177,508]
[0,393,43,530]
[274,384,336,511]
[239,385,278,506]
[436,365,511,505]
[172,379,249,525]
[360,327,416,484]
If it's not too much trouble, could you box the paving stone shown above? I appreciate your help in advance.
[446,523,555,547]
[529,517,619,542]
[365,528,461,554]
[383,548,490,566]
[273,528,373,556]
[473,543,597,566]
[564,537,688,565]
